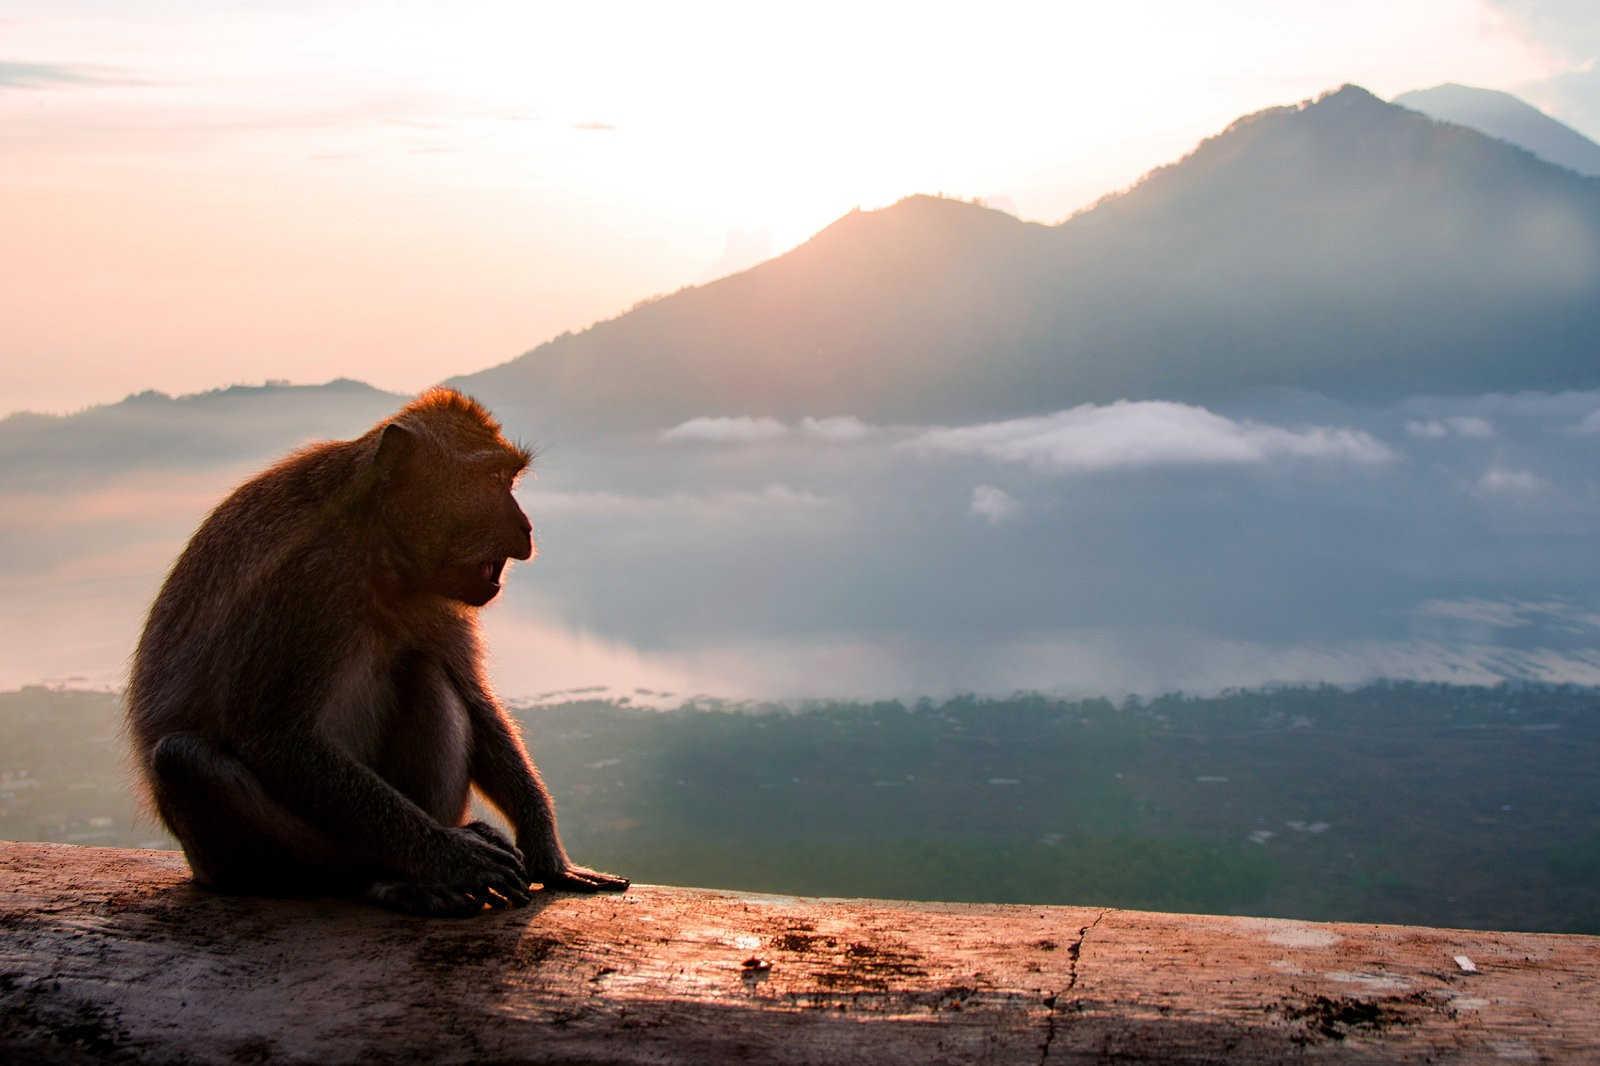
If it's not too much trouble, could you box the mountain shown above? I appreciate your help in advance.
[457,86,1600,437]
[1394,83,1600,177]
[0,379,402,489]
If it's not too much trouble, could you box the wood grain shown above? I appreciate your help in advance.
[2,842,1596,1063]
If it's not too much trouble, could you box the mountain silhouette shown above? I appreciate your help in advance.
[1394,83,1600,177]
[457,86,1600,436]
[0,379,401,489]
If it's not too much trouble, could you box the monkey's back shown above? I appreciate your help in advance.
[126,440,370,762]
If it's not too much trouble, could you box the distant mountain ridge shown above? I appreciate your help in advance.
[1394,83,1600,177]
[0,378,393,425]
[457,85,1600,436]
[13,85,1600,447]
[0,379,402,488]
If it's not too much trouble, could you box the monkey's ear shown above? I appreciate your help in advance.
[375,422,415,480]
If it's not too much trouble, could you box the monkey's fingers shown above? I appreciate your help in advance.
[427,887,489,918]
[481,872,534,908]
[548,865,631,893]
[449,842,531,901]
[366,880,485,918]
[569,864,630,891]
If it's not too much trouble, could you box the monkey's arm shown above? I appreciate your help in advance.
[448,656,629,892]
[215,576,528,899]
[238,728,446,867]
[221,599,527,900]
[236,725,528,902]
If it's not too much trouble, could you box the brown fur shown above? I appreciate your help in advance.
[126,387,627,916]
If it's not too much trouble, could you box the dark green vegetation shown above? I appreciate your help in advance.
[4,683,1596,933]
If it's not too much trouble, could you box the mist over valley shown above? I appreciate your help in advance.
[5,85,1600,699]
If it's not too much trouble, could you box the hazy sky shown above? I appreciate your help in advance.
[3,0,1596,416]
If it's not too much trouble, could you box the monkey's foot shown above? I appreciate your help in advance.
[364,879,527,918]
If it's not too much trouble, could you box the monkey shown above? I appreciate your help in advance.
[126,387,628,917]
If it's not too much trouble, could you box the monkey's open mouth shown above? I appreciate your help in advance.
[478,558,508,588]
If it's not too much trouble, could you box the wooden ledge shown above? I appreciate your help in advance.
[1,841,1596,1063]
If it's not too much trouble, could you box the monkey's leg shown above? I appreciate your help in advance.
[380,658,474,827]
[149,732,353,895]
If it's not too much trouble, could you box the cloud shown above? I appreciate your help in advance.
[0,60,136,90]
[1490,0,1600,58]
[1414,597,1600,633]
[478,613,705,702]
[1575,409,1600,434]
[660,413,879,444]
[1450,417,1496,438]
[1401,390,1600,420]
[800,415,875,442]
[908,401,1395,474]
[661,416,789,444]
[1486,2,1600,138]
[1406,416,1494,439]
[571,121,617,132]
[0,467,239,534]
[1529,62,1600,143]
[970,485,1021,525]
[1414,598,1527,628]
[588,627,1600,702]
[526,483,827,518]
[1476,463,1549,496]
[1405,420,1448,439]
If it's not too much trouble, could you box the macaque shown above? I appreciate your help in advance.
[127,388,627,916]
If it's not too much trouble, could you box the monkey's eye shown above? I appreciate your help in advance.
[487,469,510,488]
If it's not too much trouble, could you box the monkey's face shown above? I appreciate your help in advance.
[431,462,535,607]
[379,420,535,607]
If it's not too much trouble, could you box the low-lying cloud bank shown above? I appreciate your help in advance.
[6,388,1599,699]
[660,415,790,443]
[660,401,1395,475]
[524,483,830,519]
[1399,389,1600,436]
[1406,416,1495,439]
[1414,597,1600,634]
[500,622,1600,704]
[908,401,1394,473]
[660,414,879,444]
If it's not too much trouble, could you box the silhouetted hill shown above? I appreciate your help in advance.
[0,379,402,489]
[461,196,1060,431]
[1395,83,1600,177]
[459,86,1600,434]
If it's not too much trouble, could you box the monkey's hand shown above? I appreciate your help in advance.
[521,841,630,893]
[410,822,534,910]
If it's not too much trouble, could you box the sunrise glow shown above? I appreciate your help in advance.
[2,1,1591,413]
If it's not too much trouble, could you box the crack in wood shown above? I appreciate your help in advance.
[1038,908,1109,1065]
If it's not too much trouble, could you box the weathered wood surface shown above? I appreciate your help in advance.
[1,842,1596,1063]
